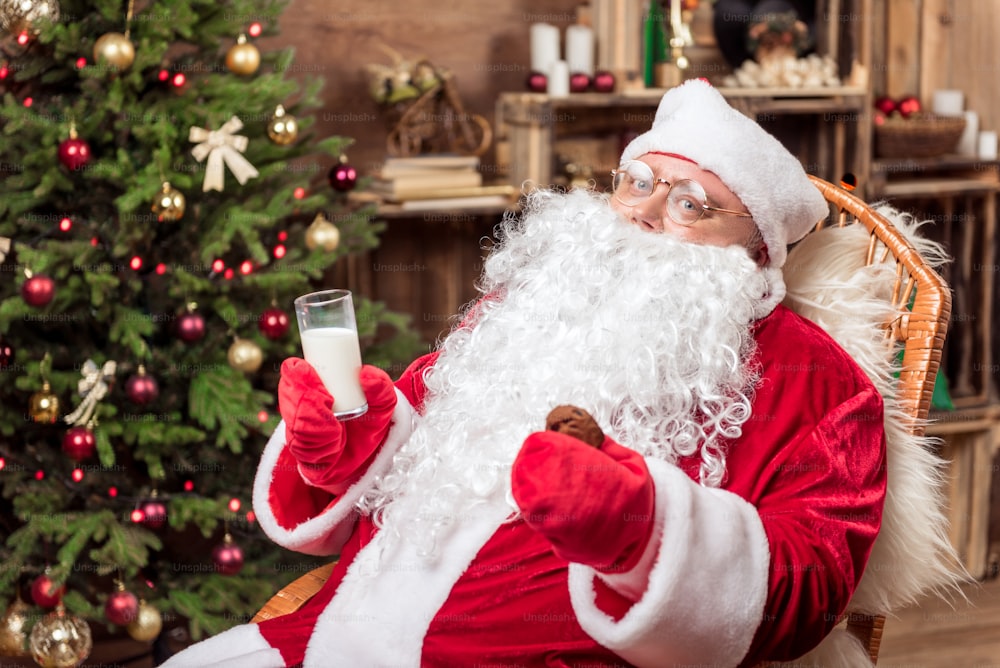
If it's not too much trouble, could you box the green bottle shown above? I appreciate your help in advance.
[643,1,668,87]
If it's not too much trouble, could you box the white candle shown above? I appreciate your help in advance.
[978,131,998,160]
[300,327,367,415]
[932,89,964,116]
[956,111,979,156]
[566,24,594,75]
[530,23,560,74]
[548,59,570,97]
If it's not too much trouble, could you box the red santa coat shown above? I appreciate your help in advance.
[176,303,885,668]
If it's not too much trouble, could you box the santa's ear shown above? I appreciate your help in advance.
[755,244,770,268]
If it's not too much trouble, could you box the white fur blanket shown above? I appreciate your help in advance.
[774,204,966,667]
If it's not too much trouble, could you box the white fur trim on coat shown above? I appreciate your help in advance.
[159,621,283,668]
[251,389,415,556]
[569,459,770,668]
[302,497,513,667]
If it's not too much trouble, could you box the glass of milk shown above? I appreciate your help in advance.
[293,289,368,420]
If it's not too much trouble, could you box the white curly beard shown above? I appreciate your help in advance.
[358,188,777,558]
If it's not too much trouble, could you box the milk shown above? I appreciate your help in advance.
[299,326,367,415]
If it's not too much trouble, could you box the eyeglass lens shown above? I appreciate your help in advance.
[612,161,710,225]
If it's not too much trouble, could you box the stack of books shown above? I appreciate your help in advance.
[368,155,515,211]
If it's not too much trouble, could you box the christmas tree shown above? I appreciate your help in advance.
[0,0,420,662]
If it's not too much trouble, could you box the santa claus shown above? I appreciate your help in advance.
[162,80,931,667]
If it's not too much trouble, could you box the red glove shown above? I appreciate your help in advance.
[511,430,655,572]
[278,358,397,495]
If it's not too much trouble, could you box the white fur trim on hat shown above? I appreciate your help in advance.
[620,79,829,268]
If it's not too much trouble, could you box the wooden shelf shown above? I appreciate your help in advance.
[879,177,1000,198]
[496,84,872,197]
[929,405,1000,436]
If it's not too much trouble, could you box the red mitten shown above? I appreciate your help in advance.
[278,358,397,495]
[511,430,655,572]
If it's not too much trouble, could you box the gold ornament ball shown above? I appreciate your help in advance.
[225,35,260,76]
[29,607,92,668]
[29,380,60,423]
[93,32,135,71]
[125,600,163,642]
[227,338,263,373]
[0,0,60,35]
[267,105,299,145]
[152,182,186,222]
[0,597,30,657]
[305,214,340,252]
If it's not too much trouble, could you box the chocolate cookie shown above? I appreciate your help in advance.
[545,405,604,447]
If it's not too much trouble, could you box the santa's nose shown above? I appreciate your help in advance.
[627,196,666,233]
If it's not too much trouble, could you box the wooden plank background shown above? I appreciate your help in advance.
[879,0,1000,134]
[258,0,590,185]
[259,0,1000,178]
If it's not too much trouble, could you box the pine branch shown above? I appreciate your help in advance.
[87,521,163,576]
[188,367,260,452]
[61,589,102,620]
[124,417,208,481]
[167,495,226,538]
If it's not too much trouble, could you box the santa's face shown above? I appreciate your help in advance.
[610,153,762,259]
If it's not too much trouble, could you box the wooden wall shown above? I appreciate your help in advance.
[260,0,584,180]
[876,0,1000,136]
[259,0,1000,195]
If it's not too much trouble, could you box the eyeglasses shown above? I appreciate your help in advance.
[610,160,753,226]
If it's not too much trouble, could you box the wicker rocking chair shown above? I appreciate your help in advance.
[251,177,953,666]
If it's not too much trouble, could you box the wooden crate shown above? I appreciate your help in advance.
[929,407,1000,580]
[871,157,999,408]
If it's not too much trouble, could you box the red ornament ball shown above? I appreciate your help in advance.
[328,162,357,192]
[125,370,159,405]
[526,71,548,92]
[0,337,13,369]
[176,312,206,342]
[136,497,168,529]
[105,589,139,625]
[212,538,244,576]
[874,95,896,116]
[58,136,92,171]
[897,95,922,118]
[31,574,66,608]
[62,426,96,461]
[258,307,290,339]
[592,70,616,93]
[21,274,55,307]
[569,72,591,93]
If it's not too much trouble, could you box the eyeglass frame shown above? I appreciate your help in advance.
[610,160,754,225]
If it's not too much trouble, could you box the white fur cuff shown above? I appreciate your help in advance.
[251,389,415,556]
[569,460,770,668]
[158,623,283,668]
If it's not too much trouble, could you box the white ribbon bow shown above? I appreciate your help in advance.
[64,359,117,427]
[189,116,260,192]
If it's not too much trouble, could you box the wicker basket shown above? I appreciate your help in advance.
[875,113,967,159]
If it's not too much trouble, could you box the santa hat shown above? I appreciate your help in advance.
[620,79,829,268]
